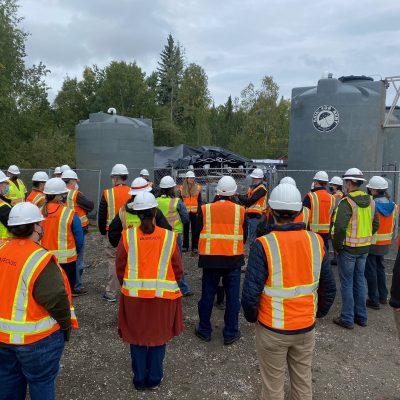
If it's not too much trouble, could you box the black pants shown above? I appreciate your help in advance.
[183,212,199,250]
[60,262,76,290]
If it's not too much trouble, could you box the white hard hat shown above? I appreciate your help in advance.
[329,176,343,186]
[280,176,296,186]
[110,163,129,176]
[216,176,237,197]
[0,171,8,183]
[7,202,44,226]
[60,164,71,173]
[159,176,176,189]
[366,176,388,190]
[129,177,152,195]
[250,168,264,179]
[132,191,158,211]
[342,168,366,182]
[7,165,20,175]
[32,171,49,182]
[313,171,329,182]
[268,183,302,212]
[54,167,62,175]
[185,171,195,178]
[140,169,150,177]
[43,178,68,195]
[61,170,79,181]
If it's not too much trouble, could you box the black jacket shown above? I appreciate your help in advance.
[238,184,267,218]
[390,248,400,309]
[241,223,336,334]
[0,195,12,228]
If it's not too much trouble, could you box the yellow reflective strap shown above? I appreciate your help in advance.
[205,204,211,255]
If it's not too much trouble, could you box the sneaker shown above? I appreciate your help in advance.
[224,331,242,346]
[72,288,88,297]
[333,316,354,329]
[147,378,163,390]
[366,299,380,310]
[354,319,368,327]
[102,294,117,303]
[194,327,211,342]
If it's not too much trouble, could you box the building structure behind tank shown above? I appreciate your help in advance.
[76,110,154,216]
[287,75,386,194]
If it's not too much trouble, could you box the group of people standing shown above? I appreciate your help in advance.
[1,163,400,400]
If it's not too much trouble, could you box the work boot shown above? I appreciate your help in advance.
[366,299,380,310]
[224,331,241,346]
[333,316,354,329]
[72,288,88,297]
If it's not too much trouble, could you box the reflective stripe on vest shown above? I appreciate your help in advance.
[66,190,89,226]
[260,232,322,330]
[0,200,12,240]
[27,191,45,207]
[309,191,335,233]
[157,197,183,233]
[122,228,180,298]
[105,189,116,228]
[199,203,243,255]
[6,179,26,205]
[247,185,267,214]
[180,184,201,213]
[119,208,141,230]
[294,207,310,226]
[371,205,396,245]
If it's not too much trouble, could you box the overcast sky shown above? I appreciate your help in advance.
[21,0,400,106]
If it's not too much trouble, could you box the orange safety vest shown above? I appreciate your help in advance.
[306,190,335,233]
[0,239,78,345]
[180,184,202,213]
[40,203,77,264]
[333,191,344,208]
[198,200,245,256]
[258,230,324,331]
[26,190,46,208]
[121,226,181,300]
[371,204,397,246]
[294,207,310,227]
[246,184,268,215]
[104,185,131,230]
[66,190,89,228]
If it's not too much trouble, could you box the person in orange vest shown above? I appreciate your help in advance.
[62,169,94,296]
[98,164,131,302]
[6,164,27,205]
[116,191,183,390]
[40,178,84,291]
[0,202,78,400]
[0,170,12,244]
[195,176,247,345]
[27,171,49,208]
[242,183,335,400]
[364,176,397,310]
[179,170,202,254]
[238,168,268,246]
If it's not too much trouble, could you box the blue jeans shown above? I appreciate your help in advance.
[177,234,190,295]
[248,216,263,247]
[337,250,368,326]
[74,234,86,291]
[198,268,241,339]
[365,254,388,304]
[129,344,166,389]
[0,330,65,400]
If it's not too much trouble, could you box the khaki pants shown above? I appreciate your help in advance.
[394,309,400,341]
[103,235,120,299]
[255,323,315,400]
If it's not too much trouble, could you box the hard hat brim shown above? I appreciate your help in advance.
[268,199,302,212]
[129,186,152,195]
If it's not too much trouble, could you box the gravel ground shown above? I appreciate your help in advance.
[57,232,400,400]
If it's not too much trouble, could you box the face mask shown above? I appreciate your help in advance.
[1,185,9,196]
[35,224,44,242]
[75,183,79,190]
[311,182,315,190]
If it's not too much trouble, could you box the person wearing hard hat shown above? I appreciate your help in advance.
[6,165,27,205]
[242,183,335,400]
[62,170,94,296]
[332,168,379,329]
[60,165,71,173]
[40,178,84,291]
[157,176,192,296]
[0,202,78,399]
[53,167,62,178]
[238,168,268,246]
[105,177,171,302]
[116,191,183,390]
[179,171,202,254]
[328,176,344,266]
[195,176,247,345]
[0,170,12,244]
[140,168,154,188]
[364,176,397,310]
[26,171,49,208]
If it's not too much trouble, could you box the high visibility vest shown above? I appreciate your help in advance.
[258,230,324,331]
[40,203,77,263]
[6,179,27,205]
[294,207,310,226]
[306,190,335,233]
[371,203,397,246]
[66,190,89,227]
[0,239,78,345]
[119,207,141,230]
[180,184,202,213]
[333,191,344,208]
[26,190,46,208]
[198,201,245,256]
[157,196,183,234]
[121,226,181,299]
[246,184,268,215]
[332,192,375,248]
[0,200,12,242]
[103,185,131,230]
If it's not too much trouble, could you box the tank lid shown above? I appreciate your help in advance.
[338,75,374,83]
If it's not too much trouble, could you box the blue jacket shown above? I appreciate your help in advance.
[71,214,84,254]
[241,223,336,333]
[177,199,190,224]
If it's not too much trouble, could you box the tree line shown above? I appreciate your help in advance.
[0,0,290,168]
